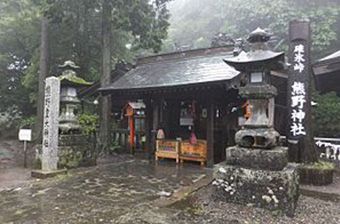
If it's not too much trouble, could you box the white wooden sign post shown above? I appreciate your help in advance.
[18,129,32,168]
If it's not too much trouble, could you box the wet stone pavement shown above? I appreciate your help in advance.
[0,158,211,224]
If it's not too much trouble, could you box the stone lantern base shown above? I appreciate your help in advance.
[212,163,299,217]
[225,146,288,171]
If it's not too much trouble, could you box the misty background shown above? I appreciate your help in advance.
[163,0,340,59]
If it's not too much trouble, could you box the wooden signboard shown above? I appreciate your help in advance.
[287,20,318,162]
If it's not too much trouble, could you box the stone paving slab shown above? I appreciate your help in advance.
[2,155,340,224]
[0,158,211,224]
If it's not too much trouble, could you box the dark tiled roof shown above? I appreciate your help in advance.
[99,48,240,93]
[313,50,340,76]
[317,50,340,62]
[313,50,340,94]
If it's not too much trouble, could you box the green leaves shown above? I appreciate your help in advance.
[312,92,340,137]
[0,0,172,116]
[78,113,99,135]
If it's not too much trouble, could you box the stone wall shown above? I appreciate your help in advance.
[35,134,97,169]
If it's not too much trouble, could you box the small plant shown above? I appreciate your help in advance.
[78,113,99,135]
[19,116,36,129]
[272,209,283,217]
[109,138,121,154]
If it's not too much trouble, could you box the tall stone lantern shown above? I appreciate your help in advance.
[58,61,92,134]
[225,28,284,149]
[212,28,299,217]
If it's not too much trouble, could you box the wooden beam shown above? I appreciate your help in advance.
[207,101,214,167]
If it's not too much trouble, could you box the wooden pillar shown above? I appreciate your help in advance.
[145,98,153,160]
[126,105,134,153]
[128,115,134,151]
[287,20,318,163]
[151,101,160,156]
[207,101,214,167]
[159,98,164,124]
[153,100,160,130]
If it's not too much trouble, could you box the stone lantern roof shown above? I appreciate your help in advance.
[223,28,285,72]
[58,60,93,87]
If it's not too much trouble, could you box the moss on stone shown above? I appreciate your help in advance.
[59,74,93,86]
[58,148,83,169]
[299,161,335,170]
[35,158,42,170]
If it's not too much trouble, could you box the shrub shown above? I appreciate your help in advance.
[19,116,36,129]
[312,92,340,137]
[77,113,99,135]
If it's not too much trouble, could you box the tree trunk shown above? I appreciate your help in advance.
[78,0,91,77]
[98,1,112,153]
[35,16,49,143]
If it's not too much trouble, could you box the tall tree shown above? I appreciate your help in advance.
[98,0,112,152]
[96,0,172,151]
[0,0,40,116]
[0,0,171,142]
[35,15,49,141]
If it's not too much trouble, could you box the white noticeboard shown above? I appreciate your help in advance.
[180,117,193,126]
[18,129,32,142]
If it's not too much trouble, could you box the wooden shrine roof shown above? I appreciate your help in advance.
[99,47,240,94]
[316,50,340,64]
[313,50,340,94]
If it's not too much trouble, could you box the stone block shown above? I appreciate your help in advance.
[226,146,288,171]
[31,169,67,179]
[235,128,280,149]
[212,164,299,217]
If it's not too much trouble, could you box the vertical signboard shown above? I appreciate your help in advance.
[287,20,317,162]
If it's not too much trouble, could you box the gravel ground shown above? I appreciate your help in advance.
[169,185,340,224]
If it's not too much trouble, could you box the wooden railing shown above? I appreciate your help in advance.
[111,129,130,153]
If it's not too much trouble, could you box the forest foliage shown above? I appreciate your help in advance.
[0,0,171,116]
[165,0,340,58]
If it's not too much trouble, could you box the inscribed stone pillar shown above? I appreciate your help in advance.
[42,77,60,171]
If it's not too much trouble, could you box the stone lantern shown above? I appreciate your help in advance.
[58,61,92,134]
[224,27,285,149]
[212,28,299,217]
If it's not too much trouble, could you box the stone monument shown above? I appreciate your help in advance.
[212,28,299,217]
[32,77,67,178]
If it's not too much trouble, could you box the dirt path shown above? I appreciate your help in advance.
[0,139,34,191]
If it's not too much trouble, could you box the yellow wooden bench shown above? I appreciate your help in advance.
[155,140,180,163]
[180,140,207,166]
